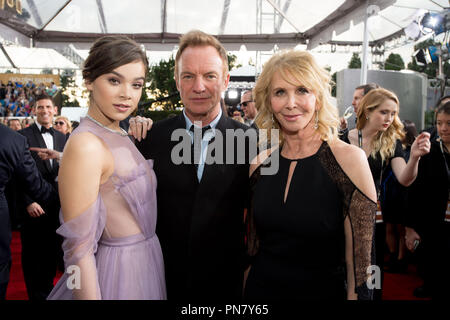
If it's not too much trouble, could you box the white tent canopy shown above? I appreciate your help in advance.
[0,45,78,69]
[0,0,448,74]
[1,0,447,49]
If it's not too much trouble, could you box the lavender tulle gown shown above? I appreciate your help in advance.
[47,117,166,300]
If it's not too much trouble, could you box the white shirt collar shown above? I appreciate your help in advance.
[183,107,222,131]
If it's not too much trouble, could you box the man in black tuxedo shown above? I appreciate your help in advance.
[136,30,256,301]
[17,93,67,300]
[0,125,57,300]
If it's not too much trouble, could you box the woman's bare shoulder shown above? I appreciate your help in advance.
[328,139,377,202]
[64,132,108,157]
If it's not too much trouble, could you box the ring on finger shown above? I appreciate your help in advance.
[136,118,144,123]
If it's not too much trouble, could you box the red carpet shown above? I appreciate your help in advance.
[6,231,28,300]
[5,231,429,300]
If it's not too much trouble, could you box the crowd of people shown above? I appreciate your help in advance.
[1,115,73,136]
[0,30,448,301]
[0,80,59,117]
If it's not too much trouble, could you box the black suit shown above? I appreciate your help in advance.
[137,113,255,301]
[405,141,449,299]
[17,123,67,300]
[0,125,56,299]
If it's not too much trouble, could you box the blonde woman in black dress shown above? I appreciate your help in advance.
[245,50,377,300]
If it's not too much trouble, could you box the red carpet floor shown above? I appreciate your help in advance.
[5,231,430,300]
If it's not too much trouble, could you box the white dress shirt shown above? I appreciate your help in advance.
[35,122,54,167]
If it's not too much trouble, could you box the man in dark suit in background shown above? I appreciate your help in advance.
[0,125,57,300]
[17,93,67,300]
[136,30,255,301]
[240,89,258,128]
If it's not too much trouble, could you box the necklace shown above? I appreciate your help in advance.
[86,115,128,136]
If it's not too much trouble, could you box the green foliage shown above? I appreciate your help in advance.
[384,53,405,71]
[59,69,77,107]
[406,39,450,79]
[348,53,361,69]
[324,66,336,97]
[407,59,437,78]
[424,110,435,128]
[141,110,182,122]
[146,56,180,110]
[71,99,80,107]
[227,53,242,71]
[41,68,53,75]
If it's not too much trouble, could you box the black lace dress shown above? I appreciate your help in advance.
[244,141,376,300]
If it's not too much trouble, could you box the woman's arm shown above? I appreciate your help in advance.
[58,132,113,299]
[331,140,377,300]
[391,132,430,187]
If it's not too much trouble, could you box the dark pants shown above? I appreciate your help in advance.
[0,260,11,300]
[415,223,450,300]
[20,211,62,300]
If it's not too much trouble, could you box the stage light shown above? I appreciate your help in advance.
[405,9,450,40]
[227,89,238,100]
[420,11,447,35]
[224,88,242,107]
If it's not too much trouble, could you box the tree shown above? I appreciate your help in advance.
[331,72,337,97]
[324,66,336,97]
[227,53,242,71]
[406,39,450,79]
[384,53,404,71]
[146,56,180,111]
[41,68,53,75]
[348,53,361,69]
[59,69,76,107]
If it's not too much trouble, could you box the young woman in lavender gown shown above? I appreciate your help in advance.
[47,36,166,300]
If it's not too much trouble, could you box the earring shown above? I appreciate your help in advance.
[271,113,274,124]
[313,111,319,130]
[366,115,369,120]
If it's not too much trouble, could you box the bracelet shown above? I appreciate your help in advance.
[58,152,63,162]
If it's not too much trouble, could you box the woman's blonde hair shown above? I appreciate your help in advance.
[55,115,72,134]
[356,88,405,162]
[254,50,339,147]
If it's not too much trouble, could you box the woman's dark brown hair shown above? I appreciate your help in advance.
[401,120,417,147]
[82,35,148,83]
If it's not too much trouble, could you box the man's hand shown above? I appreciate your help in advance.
[405,227,421,252]
[30,147,61,161]
[26,202,45,218]
[128,116,153,142]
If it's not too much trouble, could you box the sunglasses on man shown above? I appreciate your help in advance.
[241,101,254,107]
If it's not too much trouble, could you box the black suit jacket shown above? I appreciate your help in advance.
[405,141,448,234]
[137,113,256,301]
[18,124,67,220]
[0,125,56,265]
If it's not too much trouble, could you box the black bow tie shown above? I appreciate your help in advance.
[40,126,54,135]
